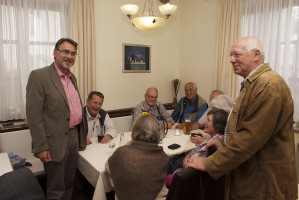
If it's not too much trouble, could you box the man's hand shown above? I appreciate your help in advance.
[101,134,112,144]
[37,150,51,163]
[86,138,92,145]
[177,123,185,130]
[186,157,206,171]
[164,121,173,129]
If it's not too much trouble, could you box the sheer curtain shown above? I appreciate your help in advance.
[214,0,242,100]
[241,0,299,121]
[0,0,69,121]
[69,0,96,103]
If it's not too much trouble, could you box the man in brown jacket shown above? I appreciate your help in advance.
[187,37,298,199]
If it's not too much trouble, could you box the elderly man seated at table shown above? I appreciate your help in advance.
[106,115,169,200]
[209,89,224,101]
[171,82,208,130]
[167,108,228,181]
[132,87,174,128]
[83,91,116,144]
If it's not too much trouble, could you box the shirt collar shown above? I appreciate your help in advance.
[86,107,100,120]
[54,62,71,78]
[186,95,198,104]
[244,62,264,81]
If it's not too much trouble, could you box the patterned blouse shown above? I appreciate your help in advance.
[189,134,223,160]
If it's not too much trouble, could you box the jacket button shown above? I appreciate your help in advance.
[67,118,70,121]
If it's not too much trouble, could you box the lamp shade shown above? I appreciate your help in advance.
[120,4,139,16]
[159,3,177,16]
[131,16,167,30]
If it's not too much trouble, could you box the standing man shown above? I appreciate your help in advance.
[171,82,208,130]
[26,38,86,200]
[187,37,297,199]
[133,87,175,128]
[83,91,117,144]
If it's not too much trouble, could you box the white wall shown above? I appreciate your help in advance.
[94,0,218,110]
[178,0,219,100]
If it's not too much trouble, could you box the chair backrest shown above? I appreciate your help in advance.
[166,146,224,200]
[0,167,46,200]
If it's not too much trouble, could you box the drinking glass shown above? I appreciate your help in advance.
[119,132,125,146]
[108,141,115,153]
[184,113,191,134]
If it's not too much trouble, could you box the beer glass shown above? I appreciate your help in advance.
[184,113,191,134]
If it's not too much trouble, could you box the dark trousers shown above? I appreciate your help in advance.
[167,153,186,174]
[44,127,79,200]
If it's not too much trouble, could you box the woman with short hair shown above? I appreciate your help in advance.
[106,115,169,200]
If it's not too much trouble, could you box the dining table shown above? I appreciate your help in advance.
[78,128,203,200]
[0,152,13,176]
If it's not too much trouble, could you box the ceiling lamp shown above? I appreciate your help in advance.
[121,0,177,31]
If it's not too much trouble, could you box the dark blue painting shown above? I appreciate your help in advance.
[123,44,150,72]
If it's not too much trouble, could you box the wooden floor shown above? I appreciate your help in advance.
[37,170,115,200]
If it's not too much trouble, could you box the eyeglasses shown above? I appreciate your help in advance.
[229,50,254,59]
[56,49,78,56]
[146,94,158,99]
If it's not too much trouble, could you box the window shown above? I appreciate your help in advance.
[241,0,299,122]
[0,0,69,121]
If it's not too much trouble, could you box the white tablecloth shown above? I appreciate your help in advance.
[0,152,13,176]
[78,129,199,200]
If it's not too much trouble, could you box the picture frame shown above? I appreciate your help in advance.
[122,43,151,73]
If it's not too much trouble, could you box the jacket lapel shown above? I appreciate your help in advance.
[49,63,69,107]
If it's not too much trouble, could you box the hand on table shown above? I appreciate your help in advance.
[164,121,173,129]
[177,123,185,130]
[37,150,51,163]
[101,134,112,144]
[86,138,92,145]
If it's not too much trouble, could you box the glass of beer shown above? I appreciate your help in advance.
[184,113,191,134]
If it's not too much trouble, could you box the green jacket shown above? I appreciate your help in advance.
[205,64,297,199]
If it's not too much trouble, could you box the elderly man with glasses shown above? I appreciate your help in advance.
[132,87,174,128]
[187,37,297,199]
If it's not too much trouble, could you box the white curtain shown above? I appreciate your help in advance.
[241,0,299,121]
[0,0,69,121]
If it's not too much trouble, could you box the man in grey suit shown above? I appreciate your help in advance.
[26,38,86,200]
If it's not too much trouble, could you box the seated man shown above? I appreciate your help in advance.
[132,87,174,128]
[171,82,208,130]
[83,91,116,144]
[209,89,224,101]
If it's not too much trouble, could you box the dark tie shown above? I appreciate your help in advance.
[240,81,245,93]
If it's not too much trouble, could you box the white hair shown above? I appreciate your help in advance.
[210,95,234,113]
[244,37,265,59]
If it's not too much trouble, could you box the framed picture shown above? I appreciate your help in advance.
[122,43,151,73]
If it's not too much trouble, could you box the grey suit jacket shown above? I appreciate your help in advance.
[26,63,86,162]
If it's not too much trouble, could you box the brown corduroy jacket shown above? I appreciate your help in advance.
[205,64,297,200]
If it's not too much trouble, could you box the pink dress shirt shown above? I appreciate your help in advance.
[54,63,82,128]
